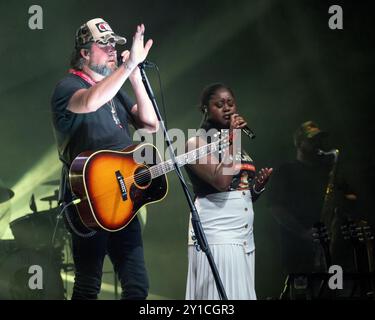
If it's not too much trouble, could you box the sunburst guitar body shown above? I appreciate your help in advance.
[69,143,167,232]
[69,133,228,232]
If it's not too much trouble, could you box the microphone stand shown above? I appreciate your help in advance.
[139,63,228,300]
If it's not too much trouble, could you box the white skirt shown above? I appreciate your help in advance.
[186,190,256,300]
[186,245,256,300]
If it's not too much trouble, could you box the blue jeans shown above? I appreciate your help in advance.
[69,216,149,300]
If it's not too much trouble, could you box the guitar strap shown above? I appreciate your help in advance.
[60,69,138,201]
[56,70,97,234]
[57,158,70,205]
[56,70,138,237]
[58,162,98,238]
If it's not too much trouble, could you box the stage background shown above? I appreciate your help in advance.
[0,0,373,299]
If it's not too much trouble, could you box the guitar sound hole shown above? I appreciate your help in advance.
[134,166,152,188]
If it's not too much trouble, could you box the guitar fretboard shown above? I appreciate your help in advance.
[149,139,223,179]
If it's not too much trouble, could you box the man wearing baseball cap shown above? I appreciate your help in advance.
[267,121,357,296]
[75,18,127,48]
[51,18,158,300]
[293,121,328,165]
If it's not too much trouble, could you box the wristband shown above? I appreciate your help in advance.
[253,186,265,195]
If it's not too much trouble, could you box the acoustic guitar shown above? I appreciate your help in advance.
[69,134,229,232]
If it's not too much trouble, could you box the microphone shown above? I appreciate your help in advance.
[242,126,256,139]
[138,60,156,68]
[117,56,156,68]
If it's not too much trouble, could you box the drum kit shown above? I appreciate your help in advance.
[0,180,72,300]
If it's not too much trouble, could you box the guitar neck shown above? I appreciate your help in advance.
[366,241,375,273]
[149,140,222,179]
[313,222,332,271]
[323,243,332,270]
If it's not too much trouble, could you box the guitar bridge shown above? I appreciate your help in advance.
[115,170,128,201]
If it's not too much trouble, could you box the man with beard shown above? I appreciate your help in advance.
[51,18,158,299]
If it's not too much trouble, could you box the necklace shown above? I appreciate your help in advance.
[108,99,123,129]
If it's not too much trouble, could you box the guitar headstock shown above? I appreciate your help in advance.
[341,219,359,244]
[342,219,375,273]
[342,219,374,245]
[312,221,332,269]
[356,220,374,244]
[312,222,330,245]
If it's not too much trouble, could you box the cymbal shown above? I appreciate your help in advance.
[42,180,60,186]
[0,186,14,204]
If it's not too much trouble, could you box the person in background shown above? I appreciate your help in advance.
[267,121,357,278]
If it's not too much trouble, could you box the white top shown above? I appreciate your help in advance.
[188,189,255,253]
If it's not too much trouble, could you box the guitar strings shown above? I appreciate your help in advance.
[121,138,224,185]
[118,139,222,185]
[90,139,225,201]
[87,138,226,201]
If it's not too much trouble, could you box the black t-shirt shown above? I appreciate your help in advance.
[267,159,354,273]
[268,160,330,229]
[51,73,135,166]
